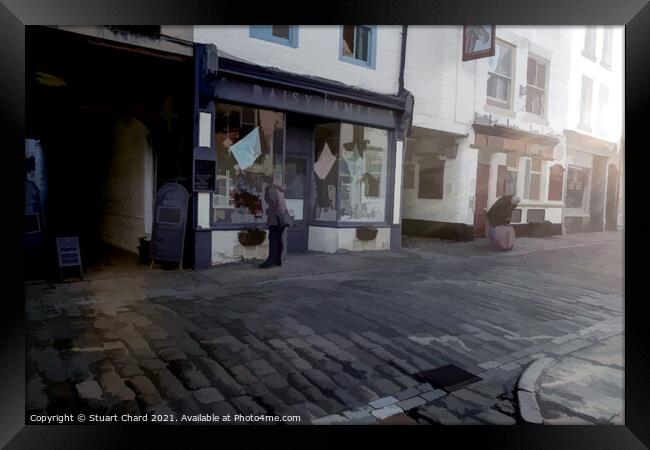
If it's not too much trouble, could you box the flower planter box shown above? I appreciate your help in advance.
[238,228,267,247]
[356,227,378,241]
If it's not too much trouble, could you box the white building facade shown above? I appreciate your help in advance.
[401,26,622,240]
[562,26,624,233]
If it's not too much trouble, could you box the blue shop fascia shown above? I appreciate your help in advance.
[189,44,413,269]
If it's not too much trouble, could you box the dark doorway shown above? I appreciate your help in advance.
[473,164,490,237]
[285,115,314,253]
[26,27,193,277]
[588,156,607,232]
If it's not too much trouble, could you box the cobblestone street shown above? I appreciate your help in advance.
[26,231,623,425]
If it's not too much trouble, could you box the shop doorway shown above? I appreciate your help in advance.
[285,115,313,253]
[26,27,193,278]
[473,164,490,237]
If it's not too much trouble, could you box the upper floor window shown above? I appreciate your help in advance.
[601,27,613,68]
[526,57,548,116]
[340,25,376,68]
[598,84,610,134]
[579,75,594,130]
[250,26,299,48]
[487,40,515,109]
[583,27,597,60]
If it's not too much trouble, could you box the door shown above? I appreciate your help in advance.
[473,164,490,237]
[284,155,310,253]
[285,117,313,253]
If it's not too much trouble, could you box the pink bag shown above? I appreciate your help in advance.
[492,225,515,251]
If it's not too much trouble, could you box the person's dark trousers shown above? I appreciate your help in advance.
[267,225,284,265]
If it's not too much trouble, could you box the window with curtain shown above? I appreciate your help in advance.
[250,25,299,47]
[487,41,515,108]
[526,57,548,116]
[340,25,375,67]
[601,27,613,67]
[583,27,597,59]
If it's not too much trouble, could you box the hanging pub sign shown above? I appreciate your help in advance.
[149,183,190,269]
[462,25,496,61]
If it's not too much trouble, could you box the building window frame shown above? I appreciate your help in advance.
[486,39,516,110]
[524,157,543,201]
[579,75,594,131]
[339,25,377,69]
[600,27,613,69]
[505,153,519,196]
[582,26,598,61]
[525,55,549,117]
[565,165,592,214]
[250,25,299,48]
[597,84,610,135]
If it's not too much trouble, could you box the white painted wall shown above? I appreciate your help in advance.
[101,116,154,254]
[308,226,390,253]
[193,26,402,95]
[211,230,269,264]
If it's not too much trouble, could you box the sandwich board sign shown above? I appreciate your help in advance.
[149,183,189,270]
[56,236,83,279]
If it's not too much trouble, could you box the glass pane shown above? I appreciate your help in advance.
[505,171,517,196]
[526,87,544,114]
[523,159,531,199]
[212,103,284,226]
[527,58,536,85]
[339,124,388,222]
[355,26,370,62]
[532,158,542,172]
[506,153,518,169]
[495,44,512,76]
[496,77,510,101]
[342,26,355,57]
[313,123,340,221]
[272,25,290,40]
[536,62,546,88]
[487,74,498,98]
[566,167,589,208]
[530,173,541,200]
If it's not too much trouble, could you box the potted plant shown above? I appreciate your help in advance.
[356,224,378,241]
[238,227,267,246]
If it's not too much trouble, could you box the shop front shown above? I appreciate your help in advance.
[471,122,564,238]
[563,130,619,233]
[191,45,412,268]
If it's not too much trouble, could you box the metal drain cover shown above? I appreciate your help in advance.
[416,364,482,392]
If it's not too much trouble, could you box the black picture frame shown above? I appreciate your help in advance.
[1,0,648,448]
[462,25,496,61]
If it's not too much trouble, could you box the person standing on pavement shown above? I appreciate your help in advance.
[259,175,291,268]
[486,195,521,240]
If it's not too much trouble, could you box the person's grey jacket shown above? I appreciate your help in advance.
[264,182,288,226]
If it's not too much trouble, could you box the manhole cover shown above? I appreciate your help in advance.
[416,364,482,392]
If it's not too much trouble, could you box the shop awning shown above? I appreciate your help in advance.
[471,123,560,160]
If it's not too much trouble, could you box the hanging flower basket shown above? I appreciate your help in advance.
[238,228,266,247]
[356,225,378,241]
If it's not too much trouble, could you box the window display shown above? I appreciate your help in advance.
[211,103,284,226]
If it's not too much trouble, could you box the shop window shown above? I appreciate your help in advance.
[340,25,376,68]
[583,27,597,59]
[526,57,548,116]
[601,27,613,67]
[418,157,445,200]
[211,103,284,226]
[566,166,590,210]
[579,75,593,130]
[250,26,299,48]
[487,40,515,109]
[313,122,388,222]
[505,153,518,196]
[403,164,415,189]
[524,158,542,201]
[548,164,565,201]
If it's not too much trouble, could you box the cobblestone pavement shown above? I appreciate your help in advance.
[26,231,623,425]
